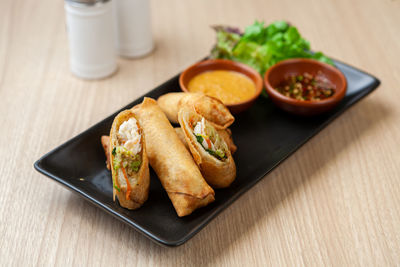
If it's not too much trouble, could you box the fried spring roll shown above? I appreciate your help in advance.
[131,97,215,217]
[178,107,236,188]
[109,110,150,210]
[157,92,234,129]
[175,128,237,154]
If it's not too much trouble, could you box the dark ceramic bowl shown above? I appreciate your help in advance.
[264,58,347,116]
[179,59,263,114]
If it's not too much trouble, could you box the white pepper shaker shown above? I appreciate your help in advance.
[113,0,154,58]
[64,0,117,79]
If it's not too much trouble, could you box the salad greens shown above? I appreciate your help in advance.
[211,21,333,77]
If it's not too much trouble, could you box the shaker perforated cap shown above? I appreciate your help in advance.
[65,0,110,6]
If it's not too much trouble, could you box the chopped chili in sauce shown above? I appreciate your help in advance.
[275,72,335,101]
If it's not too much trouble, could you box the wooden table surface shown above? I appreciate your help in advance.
[1,0,400,265]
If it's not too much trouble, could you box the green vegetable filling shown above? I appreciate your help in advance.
[112,146,142,173]
[194,133,227,160]
[196,135,204,144]
[130,160,141,172]
[113,183,121,192]
[206,148,227,160]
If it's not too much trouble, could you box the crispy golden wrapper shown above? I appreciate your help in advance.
[157,92,234,129]
[131,98,215,217]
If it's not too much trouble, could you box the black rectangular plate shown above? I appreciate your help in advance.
[34,59,380,246]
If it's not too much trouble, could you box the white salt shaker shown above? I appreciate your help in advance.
[64,0,117,79]
[113,0,154,58]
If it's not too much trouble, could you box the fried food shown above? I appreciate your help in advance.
[109,110,150,210]
[178,107,236,188]
[131,97,215,217]
[157,92,234,129]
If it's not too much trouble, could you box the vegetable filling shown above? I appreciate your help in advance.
[112,118,142,199]
[192,117,228,160]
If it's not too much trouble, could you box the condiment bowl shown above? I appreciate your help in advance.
[264,58,347,116]
[179,59,263,114]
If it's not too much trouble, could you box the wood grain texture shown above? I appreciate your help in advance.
[1,0,400,266]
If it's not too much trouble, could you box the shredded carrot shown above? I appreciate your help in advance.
[189,118,195,128]
[206,138,212,149]
[121,166,131,200]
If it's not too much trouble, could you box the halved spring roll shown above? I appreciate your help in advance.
[175,127,237,154]
[157,92,234,129]
[178,107,236,188]
[109,110,150,210]
[131,97,215,217]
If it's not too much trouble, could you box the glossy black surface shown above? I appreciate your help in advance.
[34,60,380,246]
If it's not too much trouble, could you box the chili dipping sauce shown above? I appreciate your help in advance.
[275,72,335,101]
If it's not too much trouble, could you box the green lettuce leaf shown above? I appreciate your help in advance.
[210,26,241,59]
[210,20,334,77]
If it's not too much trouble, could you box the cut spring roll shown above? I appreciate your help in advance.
[131,97,215,217]
[175,127,237,154]
[109,110,150,210]
[178,107,236,188]
[157,92,234,129]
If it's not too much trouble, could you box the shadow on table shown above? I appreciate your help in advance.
[65,98,390,265]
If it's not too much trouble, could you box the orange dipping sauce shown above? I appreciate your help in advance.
[187,70,256,105]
